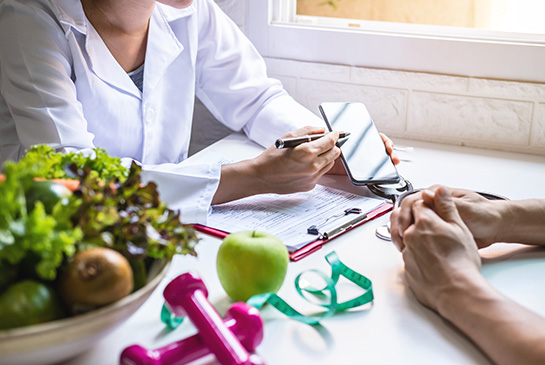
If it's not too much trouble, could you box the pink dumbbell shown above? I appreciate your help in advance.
[120,301,263,365]
[164,271,264,365]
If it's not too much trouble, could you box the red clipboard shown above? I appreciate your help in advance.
[193,202,392,262]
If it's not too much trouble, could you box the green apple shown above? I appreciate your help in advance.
[216,231,289,302]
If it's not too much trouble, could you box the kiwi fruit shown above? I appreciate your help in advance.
[60,247,134,312]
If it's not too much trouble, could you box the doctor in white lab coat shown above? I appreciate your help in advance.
[0,0,395,223]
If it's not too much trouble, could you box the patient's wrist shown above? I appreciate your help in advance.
[436,269,489,322]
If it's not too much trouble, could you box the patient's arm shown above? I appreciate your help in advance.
[438,273,545,365]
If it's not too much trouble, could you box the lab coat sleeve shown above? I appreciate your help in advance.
[194,0,323,149]
[137,160,221,225]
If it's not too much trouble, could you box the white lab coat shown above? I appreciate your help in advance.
[0,0,322,223]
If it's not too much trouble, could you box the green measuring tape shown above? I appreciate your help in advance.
[161,251,373,329]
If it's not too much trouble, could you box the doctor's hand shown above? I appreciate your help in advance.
[391,185,504,251]
[401,186,481,312]
[253,126,341,194]
[212,126,340,204]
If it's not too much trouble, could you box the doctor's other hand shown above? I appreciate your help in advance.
[401,186,481,312]
[380,133,400,166]
[390,185,503,251]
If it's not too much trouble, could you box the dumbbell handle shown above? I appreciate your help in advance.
[163,272,265,365]
[120,318,241,365]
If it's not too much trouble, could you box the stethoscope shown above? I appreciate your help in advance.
[367,177,509,241]
[365,177,414,241]
[367,176,414,204]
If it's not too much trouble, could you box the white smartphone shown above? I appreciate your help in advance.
[319,101,400,186]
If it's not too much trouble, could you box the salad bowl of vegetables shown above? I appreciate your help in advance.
[0,147,198,365]
[0,258,169,365]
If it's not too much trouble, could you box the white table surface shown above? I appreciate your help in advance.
[64,135,545,365]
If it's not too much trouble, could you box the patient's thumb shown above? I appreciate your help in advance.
[434,186,461,223]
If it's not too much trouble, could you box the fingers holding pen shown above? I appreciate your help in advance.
[310,139,341,178]
[252,127,342,195]
[288,130,342,186]
[214,128,339,203]
[297,130,340,157]
[276,128,341,150]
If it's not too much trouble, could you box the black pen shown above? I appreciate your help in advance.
[275,132,350,149]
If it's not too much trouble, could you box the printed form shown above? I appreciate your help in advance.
[185,133,386,251]
[208,185,384,251]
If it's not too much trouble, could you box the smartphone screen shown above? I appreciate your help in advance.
[319,102,400,185]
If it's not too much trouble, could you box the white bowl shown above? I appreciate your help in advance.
[0,259,169,365]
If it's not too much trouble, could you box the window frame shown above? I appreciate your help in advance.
[246,0,545,83]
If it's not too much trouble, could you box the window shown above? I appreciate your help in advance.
[246,0,545,82]
[296,0,545,35]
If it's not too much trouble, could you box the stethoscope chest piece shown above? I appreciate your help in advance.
[368,177,413,242]
[375,223,392,241]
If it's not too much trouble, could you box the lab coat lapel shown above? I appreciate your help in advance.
[143,8,184,96]
[85,26,142,99]
[53,0,142,98]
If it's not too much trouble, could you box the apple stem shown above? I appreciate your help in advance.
[252,230,256,238]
